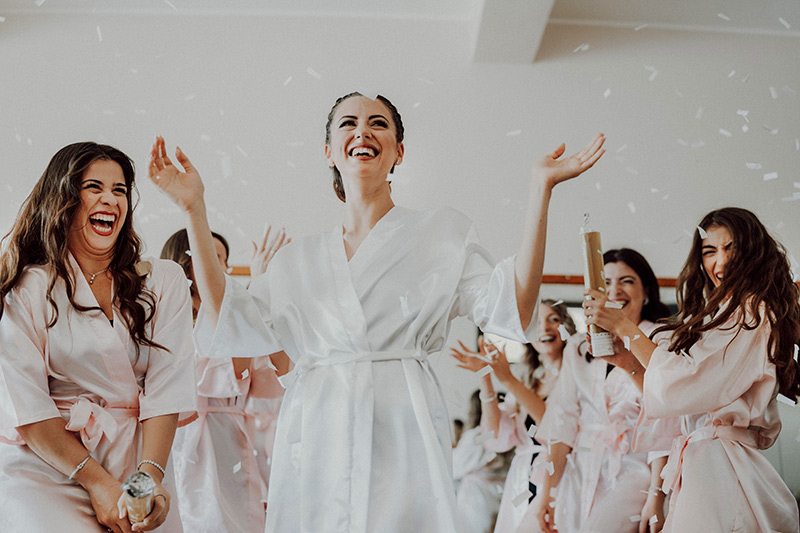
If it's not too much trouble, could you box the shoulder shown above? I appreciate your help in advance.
[402,206,474,238]
[5,264,52,304]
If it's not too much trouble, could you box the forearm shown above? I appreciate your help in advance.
[543,441,571,492]
[500,374,546,423]
[139,414,179,482]
[514,183,553,329]
[478,374,501,434]
[17,417,115,489]
[185,203,227,326]
[615,321,658,368]
[649,456,667,492]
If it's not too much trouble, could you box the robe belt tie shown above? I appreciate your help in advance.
[661,425,764,496]
[57,398,139,452]
[281,350,428,445]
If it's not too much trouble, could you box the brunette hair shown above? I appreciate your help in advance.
[324,92,405,202]
[603,248,671,323]
[0,142,164,358]
[524,299,576,392]
[655,207,800,399]
[159,228,229,302]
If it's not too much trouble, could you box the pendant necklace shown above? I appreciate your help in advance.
[87,267,108,285]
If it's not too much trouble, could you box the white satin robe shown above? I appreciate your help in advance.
[194,206,537,533]
[452,426,505,533]
[637,305,799,532]
[536,324,657,533]
[0,257,197,532]
[171,356,267,532]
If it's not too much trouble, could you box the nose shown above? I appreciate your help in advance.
[606,279,621,299]
[355,124,372,139]
[100,190,118,206]
[717,250,729,269]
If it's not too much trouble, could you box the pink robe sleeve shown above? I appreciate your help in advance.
[535,335,582,448]
[642,306,772,420]
[138,261,198,422]
[452,223,538,343]
[196,357,250,399]
[0,270,61,441]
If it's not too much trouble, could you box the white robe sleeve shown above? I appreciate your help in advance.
[139,261,198,421]
[193,272,283,359]
[452,224,537,343]
[0,273,61,439]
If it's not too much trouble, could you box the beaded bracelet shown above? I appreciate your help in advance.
[138,459,166,478]
[69,455,91,480]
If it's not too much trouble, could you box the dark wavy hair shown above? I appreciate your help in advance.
[603,248,671,323]
[0,142,165,359]
[324,92,405,202]
[160,228,229,304]
[655,207,800,399]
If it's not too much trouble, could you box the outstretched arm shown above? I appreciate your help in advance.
[148,137,226,325]
[515,134,605,329]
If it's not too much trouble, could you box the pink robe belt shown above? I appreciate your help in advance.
[574,421,634,522]
[57,398,139,452]
[661,424,763,497]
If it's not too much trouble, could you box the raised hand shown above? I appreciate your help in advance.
[449,340,490,373]
[532,133,605,189]
[484,341,513,384]
[148,136,205,213]
[250,225,291,277]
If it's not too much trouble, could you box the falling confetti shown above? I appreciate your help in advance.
[617,144,628,153]
[603,88,611,98]
[696,107,703,120]
[677,139,689,146]
[763,172,778,181]
[634,23,648,31]
[558,324,570,341]
[719,129,732,137]
[306,67,321,79]
[717,13,730,21]
[697,226,708,238]
[779,17,791,29]
[512,491,531,507]
[742,125,750,133]
[644,65,657,81]
[572,43,590,53]
[283,76,292,86]
[241,368,249,379]
[236,145,247,157]
[506,130,521,136]
[769,87,778,99]
[777,394,797,406]
[628,201,636,214]
[527,424,538,438]
[96,26,103,42]
[232,462,242,473]
[691,141,705,148]
[746,162,762,170]
[629,514,642,522]
[476,366,493,378]
[728,70,736,78]
[164,0,177,10]
[736,109,749,122]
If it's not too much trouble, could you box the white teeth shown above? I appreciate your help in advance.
[539,335,555,342]
[90,213,116,222]
[349,146,376,157]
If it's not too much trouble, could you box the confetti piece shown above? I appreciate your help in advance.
[628,201,636,214]
[0,16,6,22]
[419,77,435,85]
[763,172,778,181]
[796,139,799,151]
[474,430,495,444]
[283,76,292,86]
[696,107,703,120]
[35,0,46,6]
[241,368,249,379]
[527,424,538,438]
[399,294,410,318]
[184,93,196,101]
[692,141,705,148]
[617,144,628,153]
[306,67,321,79]
[728,70,736,78]
[476,365,493,378]
[719,129,732,137]
[629,514,642,522]
[634,23,648,31]
[746,162,762,170]
[96,26,103,42]
[604,301,623,309]
[558,324,570,341]
[623,336,631,350]
[185,250,192,256]
[552,299,564,307]
[595,182,601,190]
[545,461,555,475]
[236,145,247,157]
[779,18,791,29]
[697,226,708,238]
[736,109,749,122]
[717,13,730,21]
[573,43,590,53]
[650,188,659,193]
[226,266,234,274]
[793,344,798,363]
[164,0,177,10]
[233,461,242,473]
[650,515,659,524]
[777,394,796,406]
[506,129,521,136]
[187,279,193,287]
[742,125,750,133]
[603,88,611,98]
[677,138,689,146]
[770,87,778,99]
[512,491,531,507]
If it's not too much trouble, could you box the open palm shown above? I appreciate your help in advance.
[148,136,205,212]
[533,132,605,188]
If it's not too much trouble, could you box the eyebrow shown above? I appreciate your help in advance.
[82,178,127,188]
[338,114,389,122]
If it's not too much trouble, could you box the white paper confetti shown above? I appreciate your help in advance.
[793,344,798,363]
[677,138,689,147]
[183,93,196,101]
[545,461,555,475]
[603,88,611,99]
[717,13,730,21]
[696,107,703,120]
[728,70,736,78]
[184,250,192,257]
[474,430,495,445]
[742,125,750,133]
[506,129,521,136]
[512,490,531,507]
[306,67,321,79]
[697,226,708,239]
[634,23,648,31]
[770,86,778,99]
[796,139,799,151]
[96,26,103,42]
[226,266,234,274]
[476,365,493,378]
[763,172,778,181]
[650,515,659,525]
[736,109,749,122]
[573,43,590,53]
[232,461,242,473]
[623,336,631,350]
[399,294,410,318]
[719,129,732,137]
[35,0,46,6]
[558,324,570,341]
[419,77,435,85]
[236,145,247,157]
[629,514,642,522]
[645,66,658,81]
[164,0,177,10]
[527,424,538,438]
[617,144,628,153]
[779,18,792,29]
[691,141,705,148]
[0,16,6,22]
[746,162,762,170]
[283,76,292,86]
[551,299,564,307]
[241,368,249,379]
[628,201,636,214]
[777,394,797,406]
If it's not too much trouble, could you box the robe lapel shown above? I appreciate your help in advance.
[327,227,371,351]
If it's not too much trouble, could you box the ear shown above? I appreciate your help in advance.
[324,145,334,167]
[394,142,405,166]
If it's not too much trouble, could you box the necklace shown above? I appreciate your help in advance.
[87,267,108,285]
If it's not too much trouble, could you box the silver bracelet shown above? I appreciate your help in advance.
[68,455,91,480]
[479,391,497,403]
[138,459,166,478]
[649,485,664,495]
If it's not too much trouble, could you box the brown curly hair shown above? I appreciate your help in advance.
[0,142,166,359]
[655,207,800,399]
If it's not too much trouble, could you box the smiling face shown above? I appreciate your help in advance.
[324,95,404,185]
[532,304,567,355]
[68,159,128,259]
[701,224,733,288]
[604,261,646,324]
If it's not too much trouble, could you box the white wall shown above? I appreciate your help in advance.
[2,11,799,492]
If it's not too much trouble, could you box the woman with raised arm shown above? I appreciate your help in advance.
[0,142,197,532]
[535,249,672,533]
[148,92,604,532]
[584,208,800,532]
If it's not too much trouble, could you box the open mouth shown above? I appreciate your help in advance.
[348,145,378,158]
[89,213,116,236]
[538,335,556,342]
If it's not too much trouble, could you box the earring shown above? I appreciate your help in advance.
[643,297,650,305]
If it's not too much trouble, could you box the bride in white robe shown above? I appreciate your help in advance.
[148,92,605,533]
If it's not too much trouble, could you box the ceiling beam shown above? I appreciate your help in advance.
[471,0,556,63]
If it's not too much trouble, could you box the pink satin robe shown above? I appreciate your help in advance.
[171,356,267,532]
[536,324,658,533]
[452,426,505,533]
[638,304,799,532]
[0,257,197,532]
[194,206,537,533]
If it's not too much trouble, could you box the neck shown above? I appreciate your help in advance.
[540,350,562,367]
[342,187,394,237]
[70,248,113,277]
